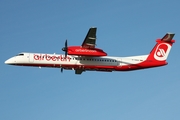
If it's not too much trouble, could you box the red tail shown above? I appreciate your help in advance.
[147,33,175,63]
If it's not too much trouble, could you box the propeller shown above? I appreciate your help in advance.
[61,40,68,73]
[60,64,63,73]
[62,39,68,58]
[61,67,63,73]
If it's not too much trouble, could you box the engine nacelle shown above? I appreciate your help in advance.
[67,46,107,56]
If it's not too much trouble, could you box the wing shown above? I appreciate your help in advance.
[81,27,97,48]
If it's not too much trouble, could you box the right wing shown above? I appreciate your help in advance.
[81,27,97,49]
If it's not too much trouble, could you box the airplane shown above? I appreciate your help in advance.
[5,27,175,75]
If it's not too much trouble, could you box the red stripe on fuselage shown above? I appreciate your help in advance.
[9,60,167,72]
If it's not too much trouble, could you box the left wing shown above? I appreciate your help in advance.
[81,27,97,49]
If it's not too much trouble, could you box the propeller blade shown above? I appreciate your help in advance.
[61,67,63,73]
[65,39,67,48]
[62,39,69,59]
[63,39,68,58]
[62,40,68,51]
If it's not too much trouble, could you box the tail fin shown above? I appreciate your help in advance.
[147,33,175,62]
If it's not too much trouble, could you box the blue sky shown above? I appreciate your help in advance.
[1,0,180,120]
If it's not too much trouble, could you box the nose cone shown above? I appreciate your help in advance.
[5,59,11,64]
[4,58,15,65]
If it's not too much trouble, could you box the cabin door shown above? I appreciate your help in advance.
[29,54,34,63]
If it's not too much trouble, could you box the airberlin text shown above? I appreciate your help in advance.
[34,54,71,62]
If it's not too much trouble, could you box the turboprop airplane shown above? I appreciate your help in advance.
[5,27,175,74]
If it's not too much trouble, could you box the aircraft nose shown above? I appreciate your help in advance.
[4,58,15,65]
[5,59,10,64]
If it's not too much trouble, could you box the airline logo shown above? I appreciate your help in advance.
[75,49,96,52]
[33,54,71,62]
[154,43,171,61]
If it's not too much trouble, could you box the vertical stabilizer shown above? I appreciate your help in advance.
[147,33,175,62]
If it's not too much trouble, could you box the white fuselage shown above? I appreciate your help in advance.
[5,52,150,72]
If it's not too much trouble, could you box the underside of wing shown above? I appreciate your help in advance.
[82,27,97,48]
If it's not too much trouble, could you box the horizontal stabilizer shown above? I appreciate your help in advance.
[161,33,175,42]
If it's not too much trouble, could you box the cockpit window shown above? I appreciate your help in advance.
[16,53,24,56]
